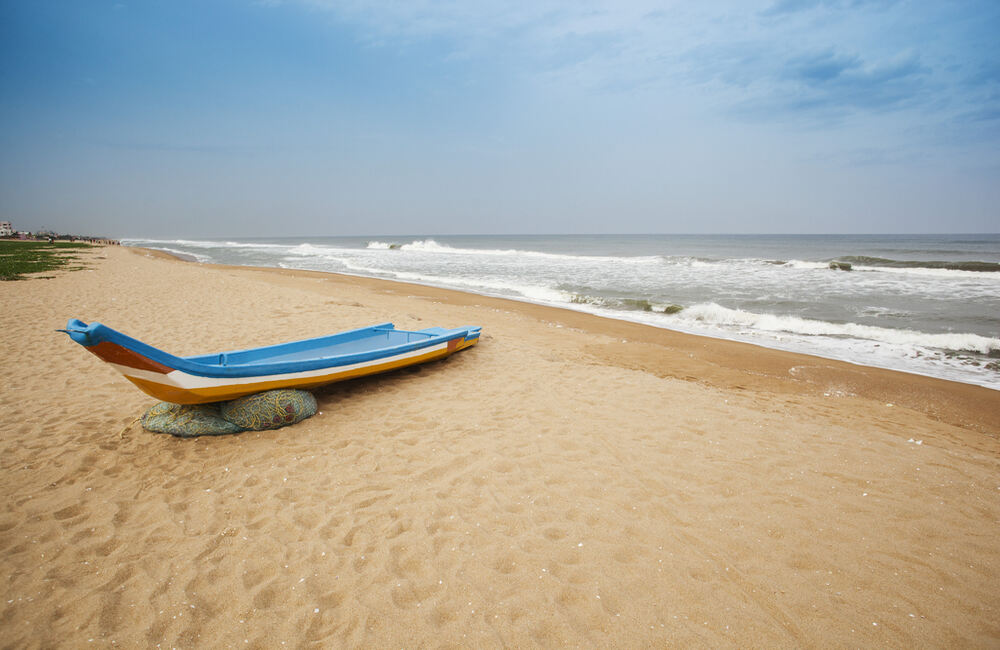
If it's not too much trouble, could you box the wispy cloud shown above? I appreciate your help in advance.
[271,0,998,136]
[783,50,927,112]
[792,50,862,83]
[760,0,898,17]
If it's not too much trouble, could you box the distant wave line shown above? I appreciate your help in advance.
[835,256,1000,273]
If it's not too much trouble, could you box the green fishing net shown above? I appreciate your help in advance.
[141,402,245,437]
[141,389,317,436]
[221,389,317,431]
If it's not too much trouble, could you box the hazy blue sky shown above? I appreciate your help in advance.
[1,0,998,237]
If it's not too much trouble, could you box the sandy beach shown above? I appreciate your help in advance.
[2,245,998,648]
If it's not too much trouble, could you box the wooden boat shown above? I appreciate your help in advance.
[61,319,481,404]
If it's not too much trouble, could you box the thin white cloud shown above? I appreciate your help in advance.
[266,0,998,149]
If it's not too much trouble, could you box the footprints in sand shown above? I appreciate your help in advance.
[387,543,424,577]
[543,526,568,541]
[53,504,83,521]
[386,518,411,540]
[492,553,518,575]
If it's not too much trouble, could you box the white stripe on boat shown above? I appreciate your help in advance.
[106,342,450,389]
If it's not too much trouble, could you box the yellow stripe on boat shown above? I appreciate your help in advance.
[118,345,459,404]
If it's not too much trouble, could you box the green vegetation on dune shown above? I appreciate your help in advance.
[0,241,94,281]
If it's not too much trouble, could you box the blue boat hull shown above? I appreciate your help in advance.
[62,320,481,404]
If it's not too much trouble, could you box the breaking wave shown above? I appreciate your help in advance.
[365,241,399,250]
[145,246,213,263]
[836,256,1000,273]
[568,293,685,314]
[367,239,661,265]
[338,259,574,304]
[124,238,293,251]
[664,303,1000,355]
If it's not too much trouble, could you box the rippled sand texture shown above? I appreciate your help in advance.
[1,247,998,648]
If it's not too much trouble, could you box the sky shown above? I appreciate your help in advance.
[1,0,998,237]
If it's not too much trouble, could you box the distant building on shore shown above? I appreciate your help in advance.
[0,222,120,244]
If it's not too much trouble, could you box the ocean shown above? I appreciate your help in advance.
[122,234,1000,390]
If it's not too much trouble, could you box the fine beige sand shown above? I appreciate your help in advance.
[2,246,998,648]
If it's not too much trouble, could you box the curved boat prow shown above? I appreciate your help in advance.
[60,318,94,345]
[61,320,187,386]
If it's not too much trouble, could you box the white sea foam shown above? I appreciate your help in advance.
[147,246,213,263]
[289,243,334,256]
[219,240,290,249]
[126,238,291,251]
[337,260,574,304]
[366,238,662,265]
[124,238,217,248]
[568,304,1000,390]
[397,239,527,255]
[856,306,915,319]
[851,264,1000,280]
[668,303,1000,354]
[780,257,1000,280]
[783,260,832,270]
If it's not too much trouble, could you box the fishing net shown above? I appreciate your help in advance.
[141,389,317,436]
[220,389,318,431]
[141,402,245,437]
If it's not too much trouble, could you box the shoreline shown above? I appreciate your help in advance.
[3,245,998,648]
[123,235,1000,395]
[138,246,1000,437]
